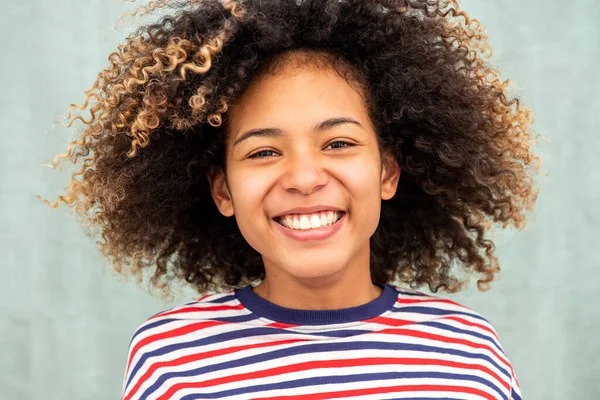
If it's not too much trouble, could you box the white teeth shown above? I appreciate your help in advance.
[326,212,334,224]
[279,211,343,230]
[300,215,310,229]
[309,214,321,228]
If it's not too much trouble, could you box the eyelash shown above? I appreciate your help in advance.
[248,141,356,159]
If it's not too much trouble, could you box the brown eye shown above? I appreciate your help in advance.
[248,149,278,159]
[325,141,355,150]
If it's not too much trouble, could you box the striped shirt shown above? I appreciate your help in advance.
[121,283,523,399]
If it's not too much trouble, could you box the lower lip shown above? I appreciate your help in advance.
[273,213,346,242]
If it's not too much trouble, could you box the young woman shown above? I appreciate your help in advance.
[40,0,541,398]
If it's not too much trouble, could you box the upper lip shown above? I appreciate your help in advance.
[273,205,345,219]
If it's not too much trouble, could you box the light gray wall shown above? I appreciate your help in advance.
[1,1,597,399]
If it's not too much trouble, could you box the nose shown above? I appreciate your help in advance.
[279,150,328,195]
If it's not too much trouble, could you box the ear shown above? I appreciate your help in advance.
[207,167,235,217]
[380,151,401,201]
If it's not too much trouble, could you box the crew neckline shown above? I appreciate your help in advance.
[234,282,398,325]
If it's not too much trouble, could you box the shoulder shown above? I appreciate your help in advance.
[388,284,507,351]
[120,289,239,397]
[387,285,521,398]
[126,288,239,352]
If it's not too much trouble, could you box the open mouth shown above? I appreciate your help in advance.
[274,211,345,231]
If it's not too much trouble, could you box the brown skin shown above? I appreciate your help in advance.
[208,60,400,310]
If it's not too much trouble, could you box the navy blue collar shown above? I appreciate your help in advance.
[234,282,398,325]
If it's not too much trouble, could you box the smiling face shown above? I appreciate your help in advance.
[208,53,400,297]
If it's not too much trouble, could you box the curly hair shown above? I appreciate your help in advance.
[38,0,542,299]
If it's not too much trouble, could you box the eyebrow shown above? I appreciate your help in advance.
[232,117,364,147]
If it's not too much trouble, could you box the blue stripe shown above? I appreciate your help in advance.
[396,290,430,297]
[395,306,488,322]
[210,293,237,303]
[419,320,505,354]
[127,318,175,349]
[511,386,523,400]
[127,313,256,356]
[178,370,507,400]
[135,336,512,399]
[386,398,473,400]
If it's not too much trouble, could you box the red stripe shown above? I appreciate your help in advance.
[378,314,500,343]
[253,384,499,400]
[125,303,246,378]
[445,316,501,342]
[124,320,226,386]
[125,319,509,398]
[398,297,467,309]
[155,357,506,400]
[194,292,222,302]
[377,327,510,369]
[123,289,509,399]
[124,338,306,400]
[147,303,246,321]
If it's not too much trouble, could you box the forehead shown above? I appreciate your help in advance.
[226,63,373,140]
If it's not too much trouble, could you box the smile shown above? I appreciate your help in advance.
[273,211,346,242]
[274,211,344,230]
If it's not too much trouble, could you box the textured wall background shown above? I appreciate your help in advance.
[1,0,598,399]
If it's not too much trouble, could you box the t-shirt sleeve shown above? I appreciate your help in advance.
[509,366,524,400]
[477,314,524,400]
[120,330,138,399]
[120,321,150,400]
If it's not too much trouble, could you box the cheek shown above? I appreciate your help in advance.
[230,170,272,214]
[227,172,271,252]
[339,160,381,198]
[339,159,383,230]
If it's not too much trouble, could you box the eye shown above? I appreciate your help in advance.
[248,149,278,159]
[325,140,356,150]
[247,141,355,159]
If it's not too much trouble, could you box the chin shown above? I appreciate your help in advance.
[281,257,348,279]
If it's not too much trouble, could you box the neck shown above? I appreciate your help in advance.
[253,280,383,310]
